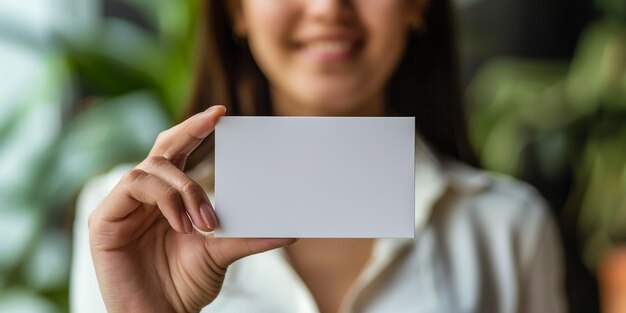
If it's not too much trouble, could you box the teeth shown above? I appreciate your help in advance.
[306,41,353,53]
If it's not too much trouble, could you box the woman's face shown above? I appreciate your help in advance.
[230,0,426,116]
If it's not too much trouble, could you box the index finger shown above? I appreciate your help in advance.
[149,105,226,167]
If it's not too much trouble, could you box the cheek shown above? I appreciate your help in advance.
[359,1,411,61]
[346,1,410,96]
[242,1,298,72]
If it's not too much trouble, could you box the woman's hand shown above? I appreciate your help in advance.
[88,105,296,313]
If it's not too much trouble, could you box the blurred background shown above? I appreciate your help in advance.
[0,0,623,312]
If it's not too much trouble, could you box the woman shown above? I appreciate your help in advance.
[72,0,566,312]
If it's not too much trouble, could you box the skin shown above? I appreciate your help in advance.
[89,1,427,312]
[89,106,296,312]
[232,0,425,117]
[231,2,425,310]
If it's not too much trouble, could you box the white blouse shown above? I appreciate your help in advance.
[71,136,566,313]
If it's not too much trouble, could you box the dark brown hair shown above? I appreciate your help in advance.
[186,0,478,167]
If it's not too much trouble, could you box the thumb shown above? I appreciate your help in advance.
[206,237,298,268]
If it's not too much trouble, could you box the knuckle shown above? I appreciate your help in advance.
[156,130,169,141]
[87,208,105,235]
[187,125,205,141]
[162,185,181,204]
[180,179,202,195]
[155,130,170,146]
[143,155,168,169]
[185,117,207,141]
[207,239,230,270]
[124,168,148,184]
[87,211,96,230]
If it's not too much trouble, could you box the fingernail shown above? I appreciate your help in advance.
[181,212,193,234]
[200,203,217,229]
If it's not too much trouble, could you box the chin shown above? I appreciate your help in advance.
[301,98,372,116]
[299,87,378,116]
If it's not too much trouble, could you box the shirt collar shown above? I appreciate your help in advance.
[371,132,491,266]
[194,131,492,313]
[364,133,446,266]
[412,131,492,233]
[413,132,447,233]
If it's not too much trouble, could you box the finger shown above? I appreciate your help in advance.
[95,169,193,234]
[150,105,226,169]
[206,237,298,269]
[138,156,218,232]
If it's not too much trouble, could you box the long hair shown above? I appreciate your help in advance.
[185,0,478,167]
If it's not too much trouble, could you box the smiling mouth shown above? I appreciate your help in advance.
[294,38,364,62]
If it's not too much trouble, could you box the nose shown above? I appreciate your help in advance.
[306,0,353,24]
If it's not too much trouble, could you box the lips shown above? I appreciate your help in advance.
[305,40,355,54]
[294,34,363,62]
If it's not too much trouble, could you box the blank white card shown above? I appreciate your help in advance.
[214,117,415,238]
